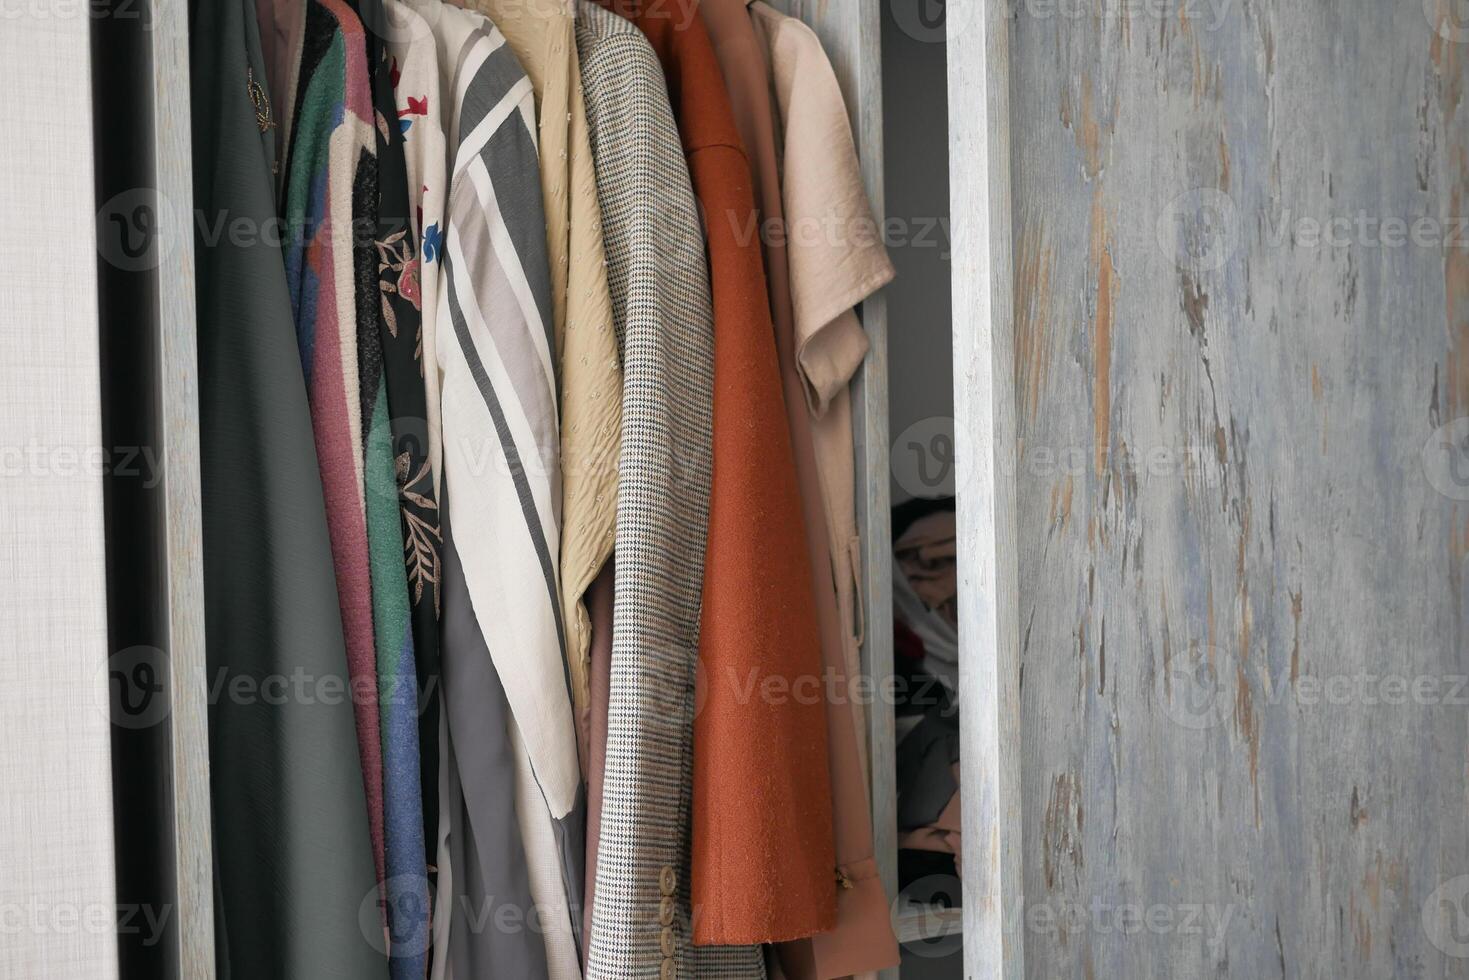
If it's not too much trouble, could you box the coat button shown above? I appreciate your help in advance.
[659,866,677,896]
[658,896,675,926]
[660,925,676,957]
[660,958,676,980]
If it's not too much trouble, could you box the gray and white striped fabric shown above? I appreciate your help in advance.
[432,7,584,979]
[576,5,765,978]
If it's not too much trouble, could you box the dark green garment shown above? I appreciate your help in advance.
[190,0,389,975]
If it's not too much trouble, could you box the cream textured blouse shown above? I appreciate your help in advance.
[468,0,622,759]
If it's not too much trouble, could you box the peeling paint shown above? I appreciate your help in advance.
[1016,217,1055,432]
[1446,171,1469,418]
[1009,1,1467,974]
[1349,786,1368,831]
[1089,193,1116,476]
[1079,75,1108,179]
[1289,587,1303,684]
[1180,270,1209,340]
[1042,771,1086,892]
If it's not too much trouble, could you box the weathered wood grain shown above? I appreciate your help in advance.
[149,0,216,972]
[1005,0,1469,975]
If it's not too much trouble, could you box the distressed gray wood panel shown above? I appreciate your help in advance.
[149,0,216,971]
[948,1,1026,978]
[769,5,902,975]
[1004,0,1469,976]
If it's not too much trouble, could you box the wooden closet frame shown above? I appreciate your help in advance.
[945,2,1024,977]
[776,3,1016,979]
[153,1,1019,978]
[150,0,215,973]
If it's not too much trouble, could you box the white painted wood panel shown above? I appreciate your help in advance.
[947,2,1026,979]
[0,9,120,978]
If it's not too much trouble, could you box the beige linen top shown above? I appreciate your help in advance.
[750,3,899,977]
[753,2,894,715]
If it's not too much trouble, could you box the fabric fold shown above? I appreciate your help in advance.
[192,0,388,972]
[748,4,900,976]
[466,0,623,763]
[428,5,584,976]
[353,2,432,965]
[281,0,386,893]
[687,0,839,949]
[577,3,765,977]
[367,0,441,896]
[439,492,550,980]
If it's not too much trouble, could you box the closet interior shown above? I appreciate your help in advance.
[1,0,985,977]
[23,0,1463,977]
[879,2,963,976]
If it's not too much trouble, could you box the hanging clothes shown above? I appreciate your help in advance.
[464,0,622,767]
[283,0,433,964]
[198,0,904,973]
[579,554,613,954]
[699,3,893,975]
[746,3,900,976]
[427,4,584,978]
[365,0,442,885]
[574,4,761,979]
[568,9,644,956]
[755,0,897,721]
[381,3,454,951]
[384,0,449,497]
[281,0,386,892]
[254,0,303,190]
[350,5,432,970]
[193,0,387,973]
[439,490,548,980]
[590,0,835,960]
[436,4,617,966]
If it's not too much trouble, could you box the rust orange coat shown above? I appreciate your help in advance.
[594,0,839,946]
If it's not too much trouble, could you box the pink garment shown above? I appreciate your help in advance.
[582,556,614,960]
[301,0,386,881]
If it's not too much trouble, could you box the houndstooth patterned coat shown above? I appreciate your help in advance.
[576,4,767,978]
